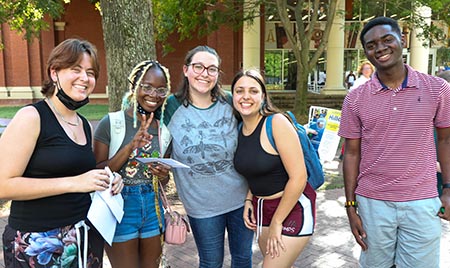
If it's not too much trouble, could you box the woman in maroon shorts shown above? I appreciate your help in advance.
[232,69,316,268]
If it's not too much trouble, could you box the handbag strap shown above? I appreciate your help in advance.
[159,180,172,213]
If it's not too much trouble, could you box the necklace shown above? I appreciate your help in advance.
[47,98,80,126]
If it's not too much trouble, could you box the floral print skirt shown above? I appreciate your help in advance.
[2,221,104,268]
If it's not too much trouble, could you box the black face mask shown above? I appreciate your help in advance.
[55,76,89,110]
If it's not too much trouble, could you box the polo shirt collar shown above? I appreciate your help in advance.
[370,64,419,94]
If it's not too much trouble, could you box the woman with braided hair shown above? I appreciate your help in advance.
[94,60,171,268]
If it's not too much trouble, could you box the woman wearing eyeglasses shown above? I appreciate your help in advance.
[161,46,254,268]
[93,60,171,268]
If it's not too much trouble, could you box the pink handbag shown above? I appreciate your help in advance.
[160,182,190,245]
[164,210,190,245]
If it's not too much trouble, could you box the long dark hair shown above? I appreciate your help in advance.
[231,69,281,119]
[175,45,226,106]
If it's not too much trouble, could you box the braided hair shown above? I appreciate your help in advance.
[122,60,171,128]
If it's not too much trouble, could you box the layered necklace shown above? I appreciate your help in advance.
[47,98,80,126]
[47,98,81,142]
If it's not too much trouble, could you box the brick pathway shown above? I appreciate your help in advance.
[1,186,449,268]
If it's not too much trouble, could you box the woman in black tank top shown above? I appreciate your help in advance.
[0,39,123,268]
[231,69,316,268]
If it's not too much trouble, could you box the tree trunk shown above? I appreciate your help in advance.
[99,0,156,111]
[294,69,310,117]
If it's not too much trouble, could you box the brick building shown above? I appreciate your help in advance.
[0,1,245,105]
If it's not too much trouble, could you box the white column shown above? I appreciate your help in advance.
[322,0,346,95]
[409,6,432,74]
[242,2,260,69]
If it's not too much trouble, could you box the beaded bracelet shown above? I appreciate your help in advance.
[344,200,357,208]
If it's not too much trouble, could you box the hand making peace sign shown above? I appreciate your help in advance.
[130,113,154,150]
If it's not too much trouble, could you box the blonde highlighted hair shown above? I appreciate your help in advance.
[122,60,170,127]
[357,61,375,76]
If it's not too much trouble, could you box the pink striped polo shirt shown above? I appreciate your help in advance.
[339,65,450,202]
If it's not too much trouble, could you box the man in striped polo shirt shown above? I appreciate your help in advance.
[339,17,450,268]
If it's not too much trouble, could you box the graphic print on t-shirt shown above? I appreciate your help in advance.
[181,117,234,176]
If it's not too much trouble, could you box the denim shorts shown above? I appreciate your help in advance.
[113,184,165,243]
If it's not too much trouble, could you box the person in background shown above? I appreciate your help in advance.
[232,69,316,268]
[161,45,254,268]
[0,38,123,268]
[317,71,326,85]
[349,61,375,90]
[94,60,171,268]
[339,17,450,268]
[437,70,450,81]
[346,70,357,89]
[308,117,326,152]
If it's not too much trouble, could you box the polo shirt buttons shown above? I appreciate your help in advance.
[393,107,397,111]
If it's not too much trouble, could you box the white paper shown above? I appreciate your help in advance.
[87,192,117,246]
[136,157,190,169]
[87,167,124,245]
[99,167,124,222]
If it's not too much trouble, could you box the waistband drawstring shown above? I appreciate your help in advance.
[75,220,89,268]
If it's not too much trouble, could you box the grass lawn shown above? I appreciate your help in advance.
[0,104,109,121]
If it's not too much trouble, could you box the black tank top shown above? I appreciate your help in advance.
[9,100,95,232]
[234,117,289,196]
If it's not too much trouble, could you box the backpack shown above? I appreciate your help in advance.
[266,111,325,190]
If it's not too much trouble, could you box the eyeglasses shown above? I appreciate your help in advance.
[188,63,220,76]
[139,84,169,97]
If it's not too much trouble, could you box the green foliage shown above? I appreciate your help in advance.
[153,0,264,54]
[352,0,450,47]
[0,104,108,120]
[437,47,450,66]
[0,0,67,41]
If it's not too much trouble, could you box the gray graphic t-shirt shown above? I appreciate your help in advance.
[162,95,248,218]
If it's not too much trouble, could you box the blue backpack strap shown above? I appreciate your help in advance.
[265,114,277,151]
